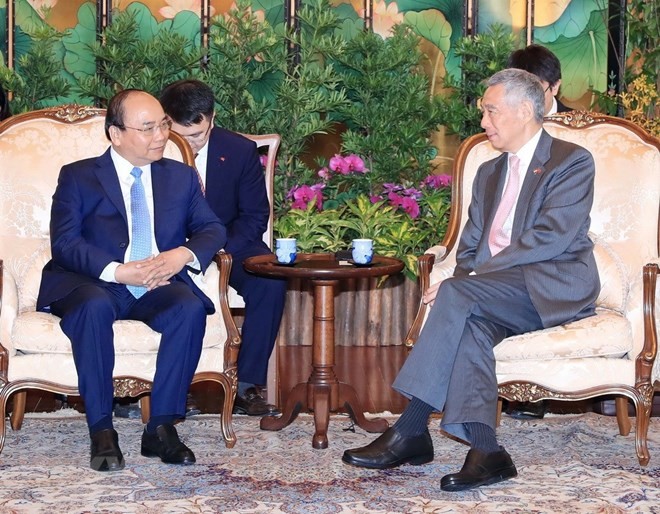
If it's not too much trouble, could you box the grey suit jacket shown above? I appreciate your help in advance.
[454,129,600,327]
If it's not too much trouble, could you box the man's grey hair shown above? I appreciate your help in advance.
[486,69,546,123]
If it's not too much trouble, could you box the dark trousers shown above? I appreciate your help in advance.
[393,267,544,443]
[230,247,287,386]
[51,281,206,429]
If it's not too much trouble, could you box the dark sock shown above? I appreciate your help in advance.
[465,422,500,453]
[238,382,253,397]
[392,397,434,437]
[146,415,173,434]
[89,416,113,436]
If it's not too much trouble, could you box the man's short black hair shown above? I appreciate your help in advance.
[105,88,140,140]
[160,79,215,126]
[506,44,562,86]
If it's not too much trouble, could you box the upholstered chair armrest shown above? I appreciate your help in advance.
[213,252,241,368]
[640,261,659,385]
[405,245,458,347]
[404,253,436,347]
[424,244,448,260]
[0,260,19,361]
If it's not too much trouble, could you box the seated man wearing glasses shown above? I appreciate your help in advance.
[160,79,285,417]
[36,89,226,471]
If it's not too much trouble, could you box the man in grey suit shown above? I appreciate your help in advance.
[342,69,599,491]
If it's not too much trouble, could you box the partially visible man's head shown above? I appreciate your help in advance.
[480,69,545,154]
[106,89,171,167]
[160,79,215,154]
[507,44,562,114]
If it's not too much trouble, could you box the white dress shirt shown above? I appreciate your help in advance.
[100,147,198,282]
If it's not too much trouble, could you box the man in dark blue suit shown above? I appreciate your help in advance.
[160,79,286,417]
[37,89,226,471]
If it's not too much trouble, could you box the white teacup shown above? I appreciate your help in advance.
[275,238,297,264]
[352,238,373,264]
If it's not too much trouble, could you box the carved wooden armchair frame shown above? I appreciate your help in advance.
[405,112,659,466]
[0,105,241,455]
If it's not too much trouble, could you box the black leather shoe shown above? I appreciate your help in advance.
[141,423,196,465]
[233,387,280,416]
[185,393,201,418]
[90,428,125,472]
[441,447,517,491]
[342,427,434,469]
[506,400,546,420]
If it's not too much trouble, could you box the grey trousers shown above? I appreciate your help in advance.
[393,267,544,443]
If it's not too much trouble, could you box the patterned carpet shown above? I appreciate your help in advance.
[0,411,658,513]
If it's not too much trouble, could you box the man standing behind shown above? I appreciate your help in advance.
[37,89,226,471]
[160,79,285,417]
[342,69,599,491]
[507,44,572,116]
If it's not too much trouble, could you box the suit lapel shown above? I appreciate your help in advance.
[151,160,170,245]
[483,153,508,230]
[511,130,552,238]
[94,149,127,223]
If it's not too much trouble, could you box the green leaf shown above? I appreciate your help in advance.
[62,2,97,80]
[543,9,608,100]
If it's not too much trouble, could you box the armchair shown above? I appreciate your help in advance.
[0,105,241,455]
[405,112,659,465]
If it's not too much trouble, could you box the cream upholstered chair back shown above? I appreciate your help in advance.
[405,112,660,466]
[0,105,241,454]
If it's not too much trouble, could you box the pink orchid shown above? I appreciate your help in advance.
[422,174,452,189]
[344,154,368,174]
[318,167,331,180]
[290,184,324,210]
[400,196,420,218]
[329,154,351,175]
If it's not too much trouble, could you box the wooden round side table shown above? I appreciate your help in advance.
[244,252,404,449]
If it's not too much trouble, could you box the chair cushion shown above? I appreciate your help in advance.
[13,308,226,355]
[591,235,628,313]
[494,308,632,362]
[10,241,227,355]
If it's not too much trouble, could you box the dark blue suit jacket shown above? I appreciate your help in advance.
[204,127,271,257]
[36,148,226,313]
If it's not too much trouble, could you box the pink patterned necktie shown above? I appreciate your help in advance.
[488,154,521,256]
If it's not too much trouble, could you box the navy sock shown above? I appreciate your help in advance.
[465,422,500,453]
[89,416,113,436]
[238,382,254,397]
[392,397,434,437]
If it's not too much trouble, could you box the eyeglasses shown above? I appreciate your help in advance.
[122,118,172,136]
[543,84,553,93]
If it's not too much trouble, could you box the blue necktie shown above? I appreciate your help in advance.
[127,167,151,298]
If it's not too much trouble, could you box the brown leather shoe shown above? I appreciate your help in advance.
[90,428,125,472]
[441,447,517,491]
[233,387,280,416]
[141,423,195,465]
[342,427,434,469]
